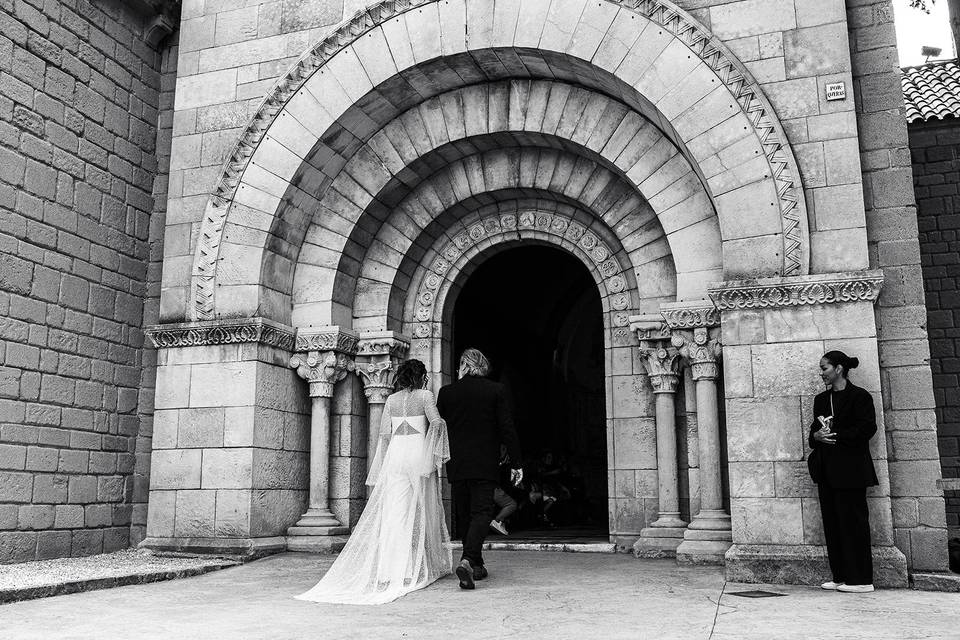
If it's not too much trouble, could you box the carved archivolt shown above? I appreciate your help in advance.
[708,271,885,311]
[191,0,808,321]
[409,210,633,341]
[144,318,295,350]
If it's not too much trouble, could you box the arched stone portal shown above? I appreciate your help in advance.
[144,0,919,586]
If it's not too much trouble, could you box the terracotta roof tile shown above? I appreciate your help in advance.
[902,59,960,123]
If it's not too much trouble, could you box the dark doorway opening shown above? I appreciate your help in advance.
[452,245,608,541]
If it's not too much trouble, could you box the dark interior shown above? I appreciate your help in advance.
[452,245,608,540]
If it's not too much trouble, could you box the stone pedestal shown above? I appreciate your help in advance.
[141,319,308,559]
[725,544,908,588]
[709,272,907,585]
[286,328,357,553]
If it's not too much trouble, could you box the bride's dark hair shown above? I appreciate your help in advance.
[394,359,428,392]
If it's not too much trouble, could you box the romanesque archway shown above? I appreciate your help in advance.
[188,0,810,325]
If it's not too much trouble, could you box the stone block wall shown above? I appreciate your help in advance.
[908,120,960,535]
[144,336,309,553]
[0,0,173,562]
[847,0,950,572]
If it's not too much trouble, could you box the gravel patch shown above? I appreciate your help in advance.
[0,549,238,604]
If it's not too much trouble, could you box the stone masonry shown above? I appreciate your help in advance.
[0,0,953,585]
[909,120,960,534]
[0,0,175,562]
[847,0,951,572]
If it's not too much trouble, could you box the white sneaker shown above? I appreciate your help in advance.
[489,520,508,535]
[820,581,844,590]
[837,584,874,593]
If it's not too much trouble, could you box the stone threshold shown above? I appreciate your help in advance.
[0,549,239,605]
[451,541,618,554]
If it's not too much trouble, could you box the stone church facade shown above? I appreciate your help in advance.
[0,0,953,585]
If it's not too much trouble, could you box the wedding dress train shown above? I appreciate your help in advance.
[295,389,452,605]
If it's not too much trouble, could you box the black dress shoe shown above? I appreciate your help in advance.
[455,559,475,590]
[473,565,488,581]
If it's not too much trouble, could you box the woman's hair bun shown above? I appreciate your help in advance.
[847,357,859,370]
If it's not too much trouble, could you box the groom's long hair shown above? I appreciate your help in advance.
[459,348,490,377]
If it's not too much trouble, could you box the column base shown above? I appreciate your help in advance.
[286,508,349,537]
[632,526,687,558]
[676,511,732,565]
[687,510,732,531]
[139,536,287,560]
[724,544,908,588]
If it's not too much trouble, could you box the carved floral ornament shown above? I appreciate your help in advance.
[143,318,295,350]
[191,0,808,321]
[290,351,355,398]
[289,328,410,399]
[708,271,885,310]
[410,210,634,341]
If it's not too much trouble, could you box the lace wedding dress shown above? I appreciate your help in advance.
[295,389,452,605]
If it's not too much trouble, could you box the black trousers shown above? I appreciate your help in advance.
[818,484,873,585]
[452,479,496,568]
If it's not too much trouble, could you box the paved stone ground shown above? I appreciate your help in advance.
[0,549,237,604]
[0,551,957,640]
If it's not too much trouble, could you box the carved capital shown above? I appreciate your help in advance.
[672,327,722,381]
[354,331,409,404]
[639,345,682,394]
[355,360,396,404]
[290,351,355,398]
[294,326,359,355]
[355,331,410,358]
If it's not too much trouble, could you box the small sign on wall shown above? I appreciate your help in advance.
[825,82,847,101]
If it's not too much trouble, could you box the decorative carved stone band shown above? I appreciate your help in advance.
[191,0,808,321]
[144,318,295,350]
[660,302,721,330]
[294,326,360,355]
[708,271,885,311]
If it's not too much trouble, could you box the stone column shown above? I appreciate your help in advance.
[666,306,732,565]
[631,316,687,557]
[286,327,358,553]
[355,331,410,484]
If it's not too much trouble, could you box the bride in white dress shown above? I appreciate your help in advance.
[296,359,452,605]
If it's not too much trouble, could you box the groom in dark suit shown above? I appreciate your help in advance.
[437,348,523,590]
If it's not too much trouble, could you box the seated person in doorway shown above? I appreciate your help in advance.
[490,448,519,535]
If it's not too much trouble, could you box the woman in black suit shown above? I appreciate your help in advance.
[808,350,879,593]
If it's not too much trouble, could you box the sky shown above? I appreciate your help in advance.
[893,0,956,66]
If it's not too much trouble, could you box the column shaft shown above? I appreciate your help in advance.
[654,391,682,523]
[366,400,386,465]
[695,377,723,514]
[308,396,332,511]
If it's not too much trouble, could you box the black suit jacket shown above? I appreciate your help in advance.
[437,375,522,482]
[807,382,879,488]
